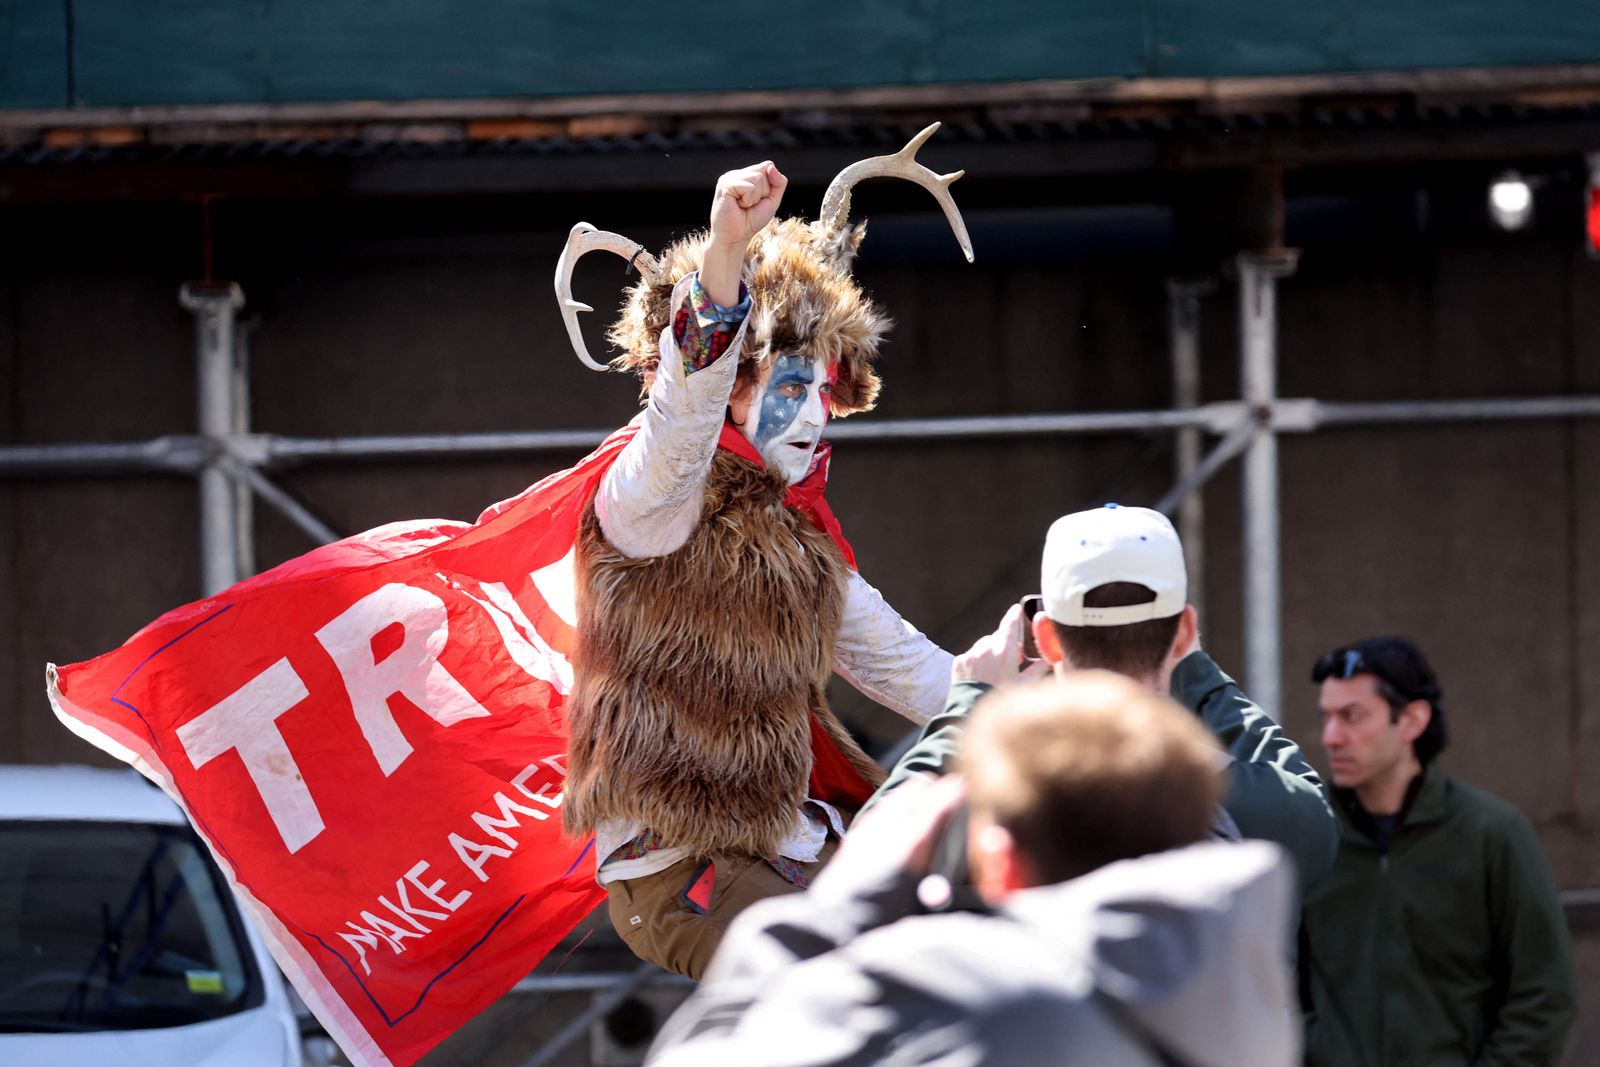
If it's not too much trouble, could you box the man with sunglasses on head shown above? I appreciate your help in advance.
[1299,636,1576,1067]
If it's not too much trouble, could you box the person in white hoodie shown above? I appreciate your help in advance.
[647,671,1301,1067]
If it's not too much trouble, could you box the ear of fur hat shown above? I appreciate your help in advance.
[605,217,890,418]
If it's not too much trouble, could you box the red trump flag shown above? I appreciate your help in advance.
[45,434,638,1067]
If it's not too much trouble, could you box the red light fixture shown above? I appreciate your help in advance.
[1588,153,1600,257]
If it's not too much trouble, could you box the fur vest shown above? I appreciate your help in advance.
[564,449,885,858]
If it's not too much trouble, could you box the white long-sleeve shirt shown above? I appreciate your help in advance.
[591,274,952,882]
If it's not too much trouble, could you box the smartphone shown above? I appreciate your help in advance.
[1020,594,1044,661]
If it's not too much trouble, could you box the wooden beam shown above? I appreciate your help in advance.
[4,62,1600,135]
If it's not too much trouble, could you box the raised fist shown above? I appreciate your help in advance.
[708,161,788,251]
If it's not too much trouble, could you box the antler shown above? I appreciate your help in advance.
[554,222,662,371]
[819,122,973,263]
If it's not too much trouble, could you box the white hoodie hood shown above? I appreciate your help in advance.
[1003,840,1300,1067]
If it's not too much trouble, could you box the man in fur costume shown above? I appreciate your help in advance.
[554,139,969,978]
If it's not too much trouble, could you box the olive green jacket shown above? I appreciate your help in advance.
[1300,770,1577,1067]
[867,650,1338,892]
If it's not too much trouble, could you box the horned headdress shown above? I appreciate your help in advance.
[554,123,973,418]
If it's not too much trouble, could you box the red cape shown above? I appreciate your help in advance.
[48,421,873,1066]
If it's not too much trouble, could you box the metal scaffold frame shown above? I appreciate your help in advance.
[5,266,1600,1063]
[9,267,1600,715]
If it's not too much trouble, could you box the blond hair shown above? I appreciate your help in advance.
[959,670,1222,885]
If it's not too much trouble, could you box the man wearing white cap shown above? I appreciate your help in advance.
[874,503,1338,891]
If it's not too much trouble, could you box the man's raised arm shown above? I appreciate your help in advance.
[593,163,784,559]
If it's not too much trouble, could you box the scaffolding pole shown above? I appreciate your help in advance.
[1155,413,1258,517]
[254,407,1217,465]
[180,282,247,597]
[516,962,661,1067]
[12,395,1600,481]
[1237,252,1297,722]
[233,316,257,576]
[1310,395,1600,426]
[1167,279,1210,620]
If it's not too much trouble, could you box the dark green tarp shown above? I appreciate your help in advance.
[4,0,1599,110]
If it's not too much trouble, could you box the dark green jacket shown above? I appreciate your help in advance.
[1300,770,1577,1067]
[868,650,1339,891]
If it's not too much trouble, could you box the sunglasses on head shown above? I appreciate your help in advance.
[1312,647,1424,709]
[1312,648,1368,683]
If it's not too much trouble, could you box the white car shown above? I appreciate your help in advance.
[0,764,304,1067]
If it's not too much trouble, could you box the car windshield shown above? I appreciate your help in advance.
[0,819,264,1033]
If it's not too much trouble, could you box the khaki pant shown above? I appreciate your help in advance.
[606,838,837,980]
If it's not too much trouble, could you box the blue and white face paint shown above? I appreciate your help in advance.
[741,351,834,485]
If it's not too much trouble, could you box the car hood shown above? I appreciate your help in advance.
[0,1003,293,1067]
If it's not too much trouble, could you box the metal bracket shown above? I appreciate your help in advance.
[1270,398,1319,432]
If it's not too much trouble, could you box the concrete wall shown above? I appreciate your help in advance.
[3,183,1596,1060]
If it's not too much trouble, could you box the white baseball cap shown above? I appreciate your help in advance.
[1040,504,1187,626]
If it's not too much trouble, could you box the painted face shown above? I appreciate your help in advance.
[1317,674,1415,791]
[740,352,835,485]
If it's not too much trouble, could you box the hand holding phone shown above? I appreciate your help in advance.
[1020,594,1043,661]
[952,599,1051,686]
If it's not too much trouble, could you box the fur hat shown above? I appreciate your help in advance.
[555,123,971,415]
[605,217,889,418]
